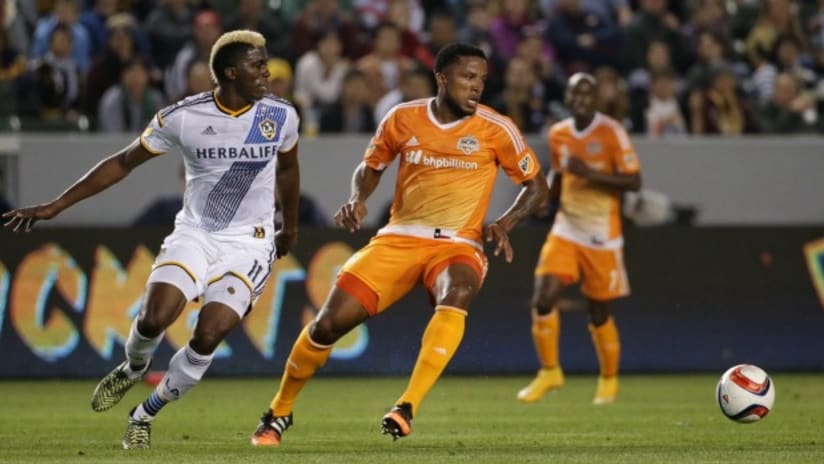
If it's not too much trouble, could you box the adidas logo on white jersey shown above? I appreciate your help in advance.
[405,136,419,147]
[201,126,217,135]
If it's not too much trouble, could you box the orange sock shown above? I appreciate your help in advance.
[270,324,332,416]
[397,305,466,416]
[589,317,620,377]
[531,309,560,369]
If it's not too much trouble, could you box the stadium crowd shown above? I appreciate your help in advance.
[1,0,823,136]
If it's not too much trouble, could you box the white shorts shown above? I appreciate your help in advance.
[147,225,275,318]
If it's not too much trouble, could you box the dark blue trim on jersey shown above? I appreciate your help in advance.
[200,160,270,232]
[160,92,215,119]
[244,104,287,144]
[263,94,295,108]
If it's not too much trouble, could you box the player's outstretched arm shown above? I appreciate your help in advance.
[485,175,550,263]
[275,142,300,258]
[334,161,383,233]
[2,139,156,232]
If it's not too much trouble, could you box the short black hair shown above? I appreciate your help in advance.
[211,41,255,83]
[434,42,486,73]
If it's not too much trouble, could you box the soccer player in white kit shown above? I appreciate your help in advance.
[2,30,301,449]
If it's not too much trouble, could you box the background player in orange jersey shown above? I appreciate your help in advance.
[517,73,642,405]
[251,43,549,446]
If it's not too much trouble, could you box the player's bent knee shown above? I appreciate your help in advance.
[310,317,346,345]
[436,283,478,308]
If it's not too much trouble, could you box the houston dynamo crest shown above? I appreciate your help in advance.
[457,135,479,155]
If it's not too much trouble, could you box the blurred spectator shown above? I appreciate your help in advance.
[356,21,416,103]
[293,28,351,135]
[373,65,431,124]
[5,0,32,54]
[184,60,215,96]
[145,0,194,69]
[684,30,728,96]
[355,0,425,35]
[541,0,632,26]
[276,193,330,227]
[771,34,818,90]
[689,62,755,135]
[319,69,375,133]
[515,28,565,106]
[594,66,630,127]
[458,0,495,56]
[28,22,85,122]
[31,0,93,73]
[0,28,26,115]
[386,0,434,68]
[224,0,289,58]
[266,58,294,100]
[97,58,165,133]
[85,14,156,121]
[279,0,355,24]
[290,0,364,61]
[808,0,824,71]
[78,0,118,57]
[622,0,687,72]
[489,56,547,133]
[757,72,817,133]
[165,10,221,102]
[488,0,542,60]
[746,0,808,66]
[644,69,687,137]
[681,0,729,57]
[545,0,623,73]
[422,9,457,62]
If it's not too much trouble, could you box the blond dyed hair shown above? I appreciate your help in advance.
[209,30,266,83]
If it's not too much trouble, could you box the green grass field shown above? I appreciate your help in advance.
[1,374,822,463]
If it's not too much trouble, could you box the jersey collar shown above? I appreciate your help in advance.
[213,90,253,117]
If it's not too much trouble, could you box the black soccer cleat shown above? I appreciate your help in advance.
[381,402,413,440]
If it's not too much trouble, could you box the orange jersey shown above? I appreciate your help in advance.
[548,113,640,249]
[364,98,541,244]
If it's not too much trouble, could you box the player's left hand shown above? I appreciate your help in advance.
[485,222,513,263]
[565,156,593,178]
[2,203,61,233]
[274,227,297,258]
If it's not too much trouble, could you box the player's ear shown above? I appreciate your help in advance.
[224,66,238,81]
[434,71,446,88]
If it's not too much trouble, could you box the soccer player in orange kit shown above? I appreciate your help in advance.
[251,43,548,445]
[517,73,641,405]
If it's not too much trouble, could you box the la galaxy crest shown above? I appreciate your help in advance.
[457,135,479,155]
[259,118,278,140]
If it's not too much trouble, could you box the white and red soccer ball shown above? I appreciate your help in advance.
[716,364,775,423]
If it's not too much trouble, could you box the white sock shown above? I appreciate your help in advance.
[156,344,214,403]
[124,319,163,377]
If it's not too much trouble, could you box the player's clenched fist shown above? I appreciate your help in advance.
[334,200,368,232]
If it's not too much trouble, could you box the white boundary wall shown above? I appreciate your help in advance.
[4,134,823,226]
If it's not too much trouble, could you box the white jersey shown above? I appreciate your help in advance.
[140,91,299,235]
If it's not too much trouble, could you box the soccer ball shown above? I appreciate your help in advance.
[716,364,775,423]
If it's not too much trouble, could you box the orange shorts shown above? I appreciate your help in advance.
[337,234,488,315]
[534,233,630,301]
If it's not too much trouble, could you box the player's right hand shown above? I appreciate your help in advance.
[334,201,368,233]
[2,203,60,232]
